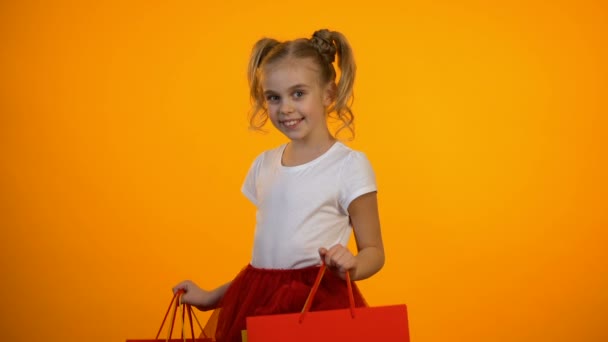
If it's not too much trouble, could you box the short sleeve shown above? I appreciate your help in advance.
[241,153,264,206]
[339,151,378,214]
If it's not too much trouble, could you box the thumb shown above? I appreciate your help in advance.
[318,247,328,257]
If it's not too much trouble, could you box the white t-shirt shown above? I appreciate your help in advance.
[241,142,377,269]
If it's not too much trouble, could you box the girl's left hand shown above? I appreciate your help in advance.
[319,245,357,279]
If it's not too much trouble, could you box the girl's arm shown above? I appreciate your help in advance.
[320,191,385,281]
[347,191,385,281]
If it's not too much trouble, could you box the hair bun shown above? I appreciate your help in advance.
[310,29,336,63]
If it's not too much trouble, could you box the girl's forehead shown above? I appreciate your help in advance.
[262,58,321,88]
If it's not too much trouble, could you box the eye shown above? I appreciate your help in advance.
[266,94,280,103]
[293,90,305,98]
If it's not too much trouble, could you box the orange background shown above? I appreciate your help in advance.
[1,1,607,341]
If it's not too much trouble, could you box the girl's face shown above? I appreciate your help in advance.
[261,58,333,145]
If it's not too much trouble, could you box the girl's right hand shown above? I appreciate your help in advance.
[172,280,216,311]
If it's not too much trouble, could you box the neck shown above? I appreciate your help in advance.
[282,132,337,167]
[289,137,336,152]
[289,127,335,151]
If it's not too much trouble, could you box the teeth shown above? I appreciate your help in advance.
[284,119,300,127]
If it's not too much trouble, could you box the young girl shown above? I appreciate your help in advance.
[173,29,385,342]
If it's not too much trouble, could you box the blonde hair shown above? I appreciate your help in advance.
[247,29,357,139]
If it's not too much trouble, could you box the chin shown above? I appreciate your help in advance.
[283,132,303,140]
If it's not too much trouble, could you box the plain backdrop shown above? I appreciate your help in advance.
[1,1,606,341]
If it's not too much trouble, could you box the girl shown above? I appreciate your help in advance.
[173,29,385,342]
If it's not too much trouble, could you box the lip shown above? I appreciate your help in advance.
[280,118,304,128]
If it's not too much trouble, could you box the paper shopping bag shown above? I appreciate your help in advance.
[246,265,410,341]
[127,290,213,342]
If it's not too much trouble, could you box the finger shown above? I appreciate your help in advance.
[331,252,346,270]
[320,247,335,266]
[172,281,191,294]
[338,256,356,272]
[324,249,336,267]
[325,245,341,260]
[318,247,328,257]
[328,245,347,263]
[327,244,344,254]
[329,247,347,267]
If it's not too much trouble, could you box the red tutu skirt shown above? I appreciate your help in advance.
[202,264,368,342]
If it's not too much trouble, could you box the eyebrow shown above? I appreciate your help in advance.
[263,84,310,95]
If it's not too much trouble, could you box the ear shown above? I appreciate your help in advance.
[323,82,337,107]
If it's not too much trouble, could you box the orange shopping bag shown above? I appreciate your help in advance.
[127,290,213,342]
[245,264,410,341]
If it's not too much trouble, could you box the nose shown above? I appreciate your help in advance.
[279,99,295,115]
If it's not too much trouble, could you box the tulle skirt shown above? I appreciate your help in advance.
[202,264,368,342]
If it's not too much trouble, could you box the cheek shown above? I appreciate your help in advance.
[266,104,280,120]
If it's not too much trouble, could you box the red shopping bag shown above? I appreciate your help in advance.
[127,290,213,342]
[245,264,410,341]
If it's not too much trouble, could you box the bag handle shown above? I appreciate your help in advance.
[299,259,356,323]
[155,290,207,341]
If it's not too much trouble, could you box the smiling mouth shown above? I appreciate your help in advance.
[281,118,304,127]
